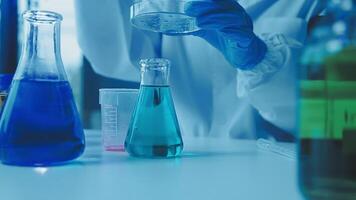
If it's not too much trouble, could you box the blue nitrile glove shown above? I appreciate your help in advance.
[184,0,267,70]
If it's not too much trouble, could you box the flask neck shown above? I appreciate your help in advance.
[140,59,170,86]
[22,18,61,65]
[16,11,66,80]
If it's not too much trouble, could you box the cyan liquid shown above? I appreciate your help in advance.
[125,85,183,158]
[0,79,85,166]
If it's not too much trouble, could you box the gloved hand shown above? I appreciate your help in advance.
[184,0,267,70]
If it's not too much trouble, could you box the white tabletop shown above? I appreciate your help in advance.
[0,130,304,200]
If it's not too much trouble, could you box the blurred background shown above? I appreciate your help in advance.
[0,0,139,129]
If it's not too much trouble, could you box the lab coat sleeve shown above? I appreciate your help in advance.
[236,19,305,136]
[74,0,159,82]
[235,0,325,136]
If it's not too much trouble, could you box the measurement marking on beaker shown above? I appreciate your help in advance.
[102,105,119,136]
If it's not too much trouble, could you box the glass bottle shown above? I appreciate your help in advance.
[0,10,85,166]
[125,58,183,158]
[298,0,356,199]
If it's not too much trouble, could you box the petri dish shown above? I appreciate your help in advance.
[130,0,201,34]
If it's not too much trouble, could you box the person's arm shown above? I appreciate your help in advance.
[236,1,325,136]
[74,0,159,82]
[184,0,324,136]
[236,32,303,135]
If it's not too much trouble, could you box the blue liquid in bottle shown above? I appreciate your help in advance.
[0,79,85,166]
[125,85,183,158]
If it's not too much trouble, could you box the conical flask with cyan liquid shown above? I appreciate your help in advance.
[125,58,183,158]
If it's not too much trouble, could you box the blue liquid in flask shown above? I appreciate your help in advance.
[125,85,183,158]
[0,79,85,166]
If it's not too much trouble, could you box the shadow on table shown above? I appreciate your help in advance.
[58,149,259,167]
[180,151,257,158]
[0,150,257,168]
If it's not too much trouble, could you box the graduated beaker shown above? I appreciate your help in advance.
[99,88,138,151]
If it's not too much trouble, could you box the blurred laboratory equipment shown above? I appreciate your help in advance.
[0,0,17,110]
[0,74,13,108]
[130,0,200,33]
[0,0,18,74]
[0,10,85,166]
[298,0,356,199]
[125,58,183,158]
[99,88,138,151]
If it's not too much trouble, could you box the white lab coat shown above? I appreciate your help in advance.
[74,0,323,140]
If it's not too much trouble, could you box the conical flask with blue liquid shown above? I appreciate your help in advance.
[125,58,183,158]
[0,11,85,166]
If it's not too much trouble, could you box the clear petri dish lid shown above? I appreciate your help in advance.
[130,0,201,34]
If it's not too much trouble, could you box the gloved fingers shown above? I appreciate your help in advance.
[184,0,245,17]
[184,1,252,30]
[224,35,267,70]
[183,0,267,70]
[195,12,251,30]
[220,28,256,48]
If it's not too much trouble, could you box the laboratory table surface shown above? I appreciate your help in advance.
[0,130,304,200]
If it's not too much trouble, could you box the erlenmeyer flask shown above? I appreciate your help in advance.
[0,11,85,166]
[125,58,183,158]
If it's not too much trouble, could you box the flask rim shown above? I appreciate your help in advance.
[23,10,63,24]
[139,58,170,71]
